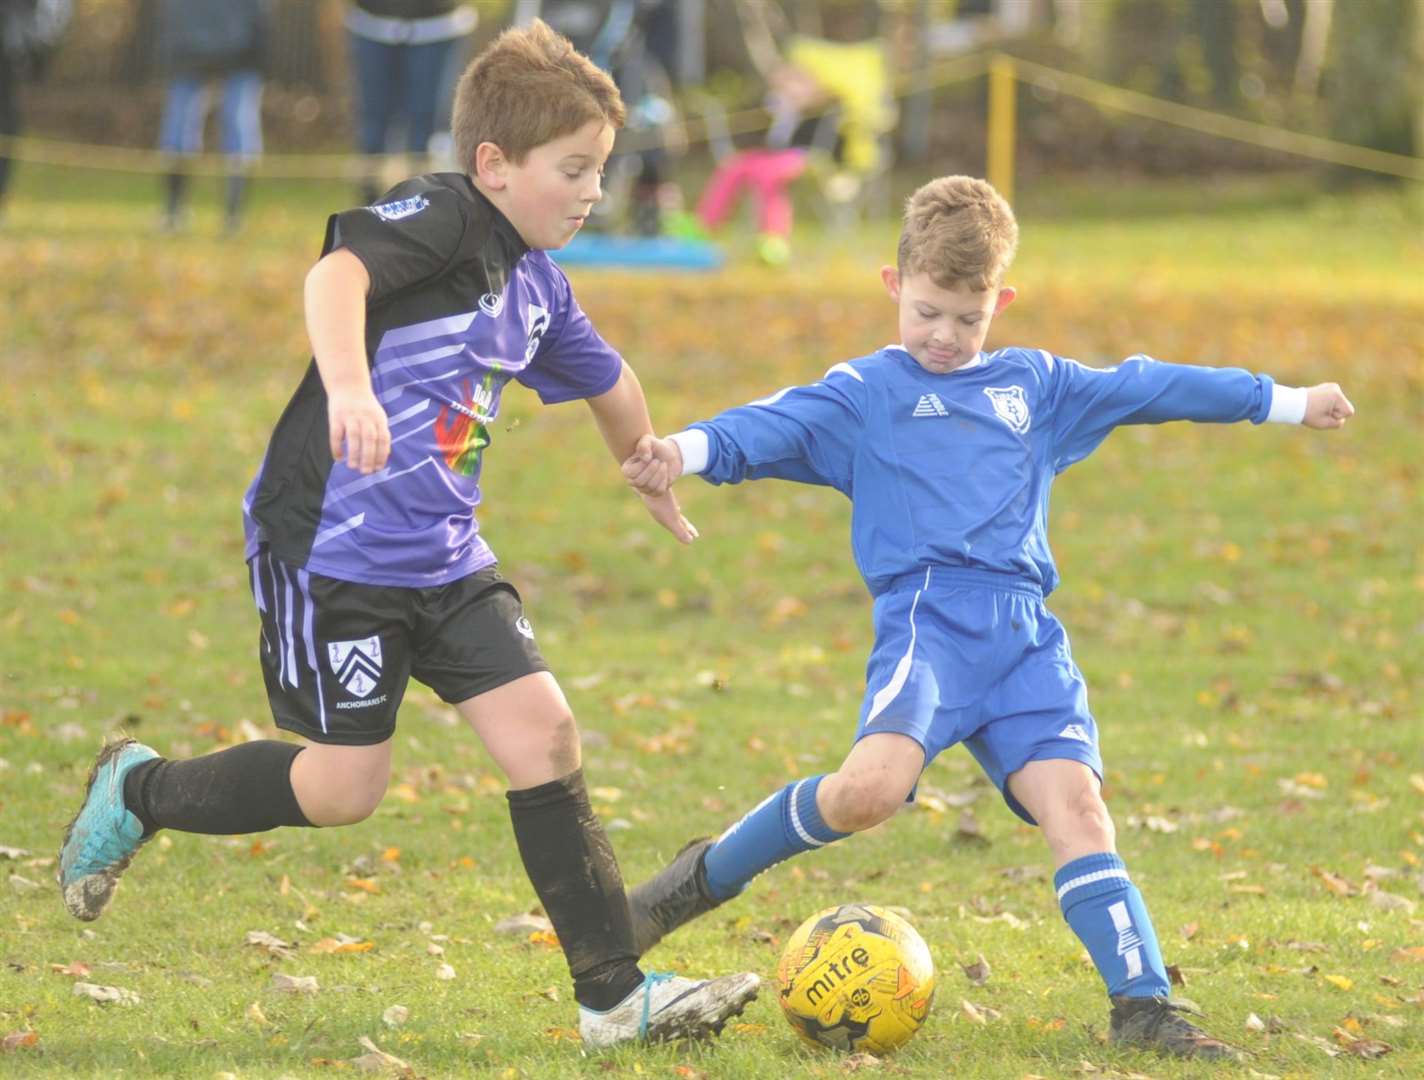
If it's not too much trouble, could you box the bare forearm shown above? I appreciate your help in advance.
[305,249,372,394]
[586,362,655,462]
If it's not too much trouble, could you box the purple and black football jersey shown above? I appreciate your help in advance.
[243,174,623,586]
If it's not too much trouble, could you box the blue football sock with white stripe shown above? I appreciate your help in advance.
[702,775,849,901]
[1055,852,1170,998]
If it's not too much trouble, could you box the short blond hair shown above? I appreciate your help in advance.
[452,20,625,172]
[897,176,1018,291]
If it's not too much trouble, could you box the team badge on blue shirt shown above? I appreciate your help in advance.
[984,385,1031,433]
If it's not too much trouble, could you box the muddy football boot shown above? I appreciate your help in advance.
[579,970,760,1047]
[1109,995,1245,1061]
[58,738,159,920]
[627,837,727,955]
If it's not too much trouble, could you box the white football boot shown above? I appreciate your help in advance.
[579,970,760,1048]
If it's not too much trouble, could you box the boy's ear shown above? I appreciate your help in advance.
[880,265,900,301]
[994,286,1017,314]
[474,142,508,190]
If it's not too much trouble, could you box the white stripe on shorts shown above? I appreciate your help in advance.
[864,567,931,727]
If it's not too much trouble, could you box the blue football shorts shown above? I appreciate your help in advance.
[853,566,1102,824]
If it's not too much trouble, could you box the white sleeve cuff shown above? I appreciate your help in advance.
[1266,384,1308,424]
[668,429,709,475]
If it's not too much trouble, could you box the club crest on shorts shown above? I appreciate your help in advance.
[515,616,534,639]
[328,636,382,698]
[984,385,1031,433]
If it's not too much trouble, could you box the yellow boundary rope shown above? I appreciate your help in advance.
[1005,55,1424,183]
[0,51,1417,182]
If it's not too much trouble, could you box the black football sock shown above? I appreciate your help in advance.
[162,170,187,222]
[122,740,312,836]
[223,174,248,229]
[507,769,644,1011]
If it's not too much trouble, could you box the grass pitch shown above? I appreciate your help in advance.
[1,167,1421,1078]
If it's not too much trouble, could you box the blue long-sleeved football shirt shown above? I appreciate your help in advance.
[682,346,1278,597]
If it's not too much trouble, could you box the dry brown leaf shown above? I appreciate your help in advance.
[493,913,552,935]
[1,1031,39,1052]
[270,973,319,994]
[382,1005,409,1028]
[49,961,90,978]
[842,1052,882,1071]
[246,1001,272,1027]
[73,982,140,1006]
[1310,866,1356,897]
[351,1034,415,1076]
[1332,1027,1392,1058]
[245,930,296,959]
[961,954,991,986]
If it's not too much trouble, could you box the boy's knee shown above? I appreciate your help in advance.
[821,771,910,833]
[297,773,388,826]
[1045,787,1115,850]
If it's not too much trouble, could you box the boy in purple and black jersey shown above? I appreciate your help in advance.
[59,21,757,1050]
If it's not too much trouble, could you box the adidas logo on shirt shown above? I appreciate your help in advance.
[912,393,948,417]
[1058,723,1092,744]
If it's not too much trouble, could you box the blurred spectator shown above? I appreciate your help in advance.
[156,0,270,234]
[696,34,894,264]
[346,1,477,203]
[0,0,71,218]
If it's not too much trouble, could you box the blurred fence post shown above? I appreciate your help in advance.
[987,53,1016,203]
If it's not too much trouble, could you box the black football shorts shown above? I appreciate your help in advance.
[247,550,549,745]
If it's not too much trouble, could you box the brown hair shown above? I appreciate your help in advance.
[451,19,625,172]
[896,176,1018,291]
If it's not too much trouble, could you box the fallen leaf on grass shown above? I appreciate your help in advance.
[382,1005,409,1027]
[435,964,456,981]
[842,1052,882,1071]
[1245,1012,1266,1031]
[351,1034,415,1076]
[74,982,140,1006]
[270,973,319,994]
[1332,1027,1392,1058]
[1292,1031,1341,1057]
[1310,866,1356,896]
[961,955,991,985]
[245,930,296,959]
[1,1031,39,1052]
[246,1002,272,1027]
[527,930,560,949]
[0,846,30,860]
[1366,890,1417,915]
[493,913,552,935]
[673,1066,708,1079]
[543,1026,580,1041]
[49,961,90,978]
[961,1000,1001,1024]
[310,937,375,954]
[8,875,41,895]
[345,876,381,894]
[1322,974,1354,991]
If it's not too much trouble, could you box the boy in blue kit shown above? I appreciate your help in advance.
[622,175,1355,1060]
[57,21,757,1049]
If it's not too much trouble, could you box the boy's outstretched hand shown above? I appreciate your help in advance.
[622,433,684,496]
[639,489,699,545]
[1303,383,1355,430]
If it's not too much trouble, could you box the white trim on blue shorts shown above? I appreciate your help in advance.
[864,567,931,727]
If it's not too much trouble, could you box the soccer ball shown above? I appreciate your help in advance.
[776,903,936,1055]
